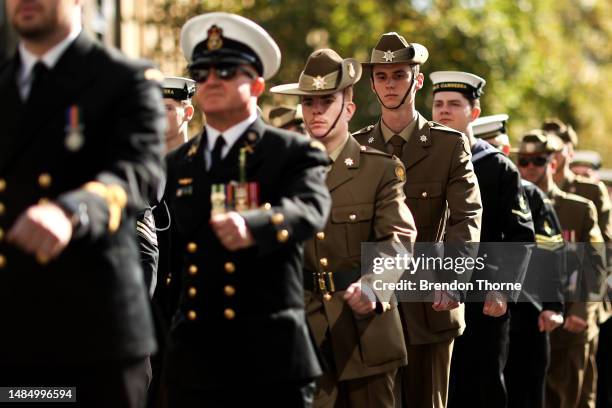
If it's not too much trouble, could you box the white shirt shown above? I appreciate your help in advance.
[204,111,258,170]
[17,25,82,100]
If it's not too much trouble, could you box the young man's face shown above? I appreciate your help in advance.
[432,91,479,133]
[163,98,190,145]
[7,0,74,40]
[371,63,422,108]
[301,90,353,144]
[192,64,260,116]
[517,154,553,185]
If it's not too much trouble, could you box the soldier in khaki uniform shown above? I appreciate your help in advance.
[517,131,606,408]
[353,32,482,408]
[268,104,306,134]
[272,48,417,407]
[543,119,612,408]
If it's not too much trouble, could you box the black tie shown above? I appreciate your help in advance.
[389,134,406,158]
[210,135,226,173]
[28,61,49,101]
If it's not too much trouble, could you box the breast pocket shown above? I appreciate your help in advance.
[404,182,443,228]
[169,183,208,236]
[331,203,375,257]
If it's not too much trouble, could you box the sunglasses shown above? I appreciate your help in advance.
[518,156,549,167]
[189,65,256,83]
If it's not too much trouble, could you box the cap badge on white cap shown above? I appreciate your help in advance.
[207,25,223,51]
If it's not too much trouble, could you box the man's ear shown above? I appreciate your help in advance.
[184,104,195,122]
[414,72,425,91]
[471,106,481,121]
[345,101,356,122]
[251,77,265,97]
[549,156,558,173]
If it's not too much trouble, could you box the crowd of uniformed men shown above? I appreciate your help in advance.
[1,1,611,407]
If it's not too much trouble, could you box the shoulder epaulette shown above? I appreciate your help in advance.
[561,191,593,206]
[352,124,375,136]
[428,121,463,136]
[358,144,392,157]
[573,174,601,187]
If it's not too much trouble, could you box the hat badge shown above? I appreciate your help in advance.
[348,63,356,78]
[312,75,326,90]
[383,50,395,62]
[207,25,223,51]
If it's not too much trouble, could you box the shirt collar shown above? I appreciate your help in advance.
[18,25,82,83]
[329,133,350,162]
[205,111,258,152]
[381,113,418,144]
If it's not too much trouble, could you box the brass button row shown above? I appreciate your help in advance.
[316,232,325,240]
[186,308,236,321]
[187,242,197,253]
[0,254,6,269]
[0,176,50,193]
[186,262,235,276]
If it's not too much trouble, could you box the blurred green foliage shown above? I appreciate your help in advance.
[145,0,612,164]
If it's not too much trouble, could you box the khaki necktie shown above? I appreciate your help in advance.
[389,134,406,158]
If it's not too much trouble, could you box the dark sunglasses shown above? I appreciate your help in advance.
[189,65,256,83]
[518,156,549,167]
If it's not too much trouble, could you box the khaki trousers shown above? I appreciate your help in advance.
[399,339,454,408]
[546,336,598,408]
[314,369,397,408]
